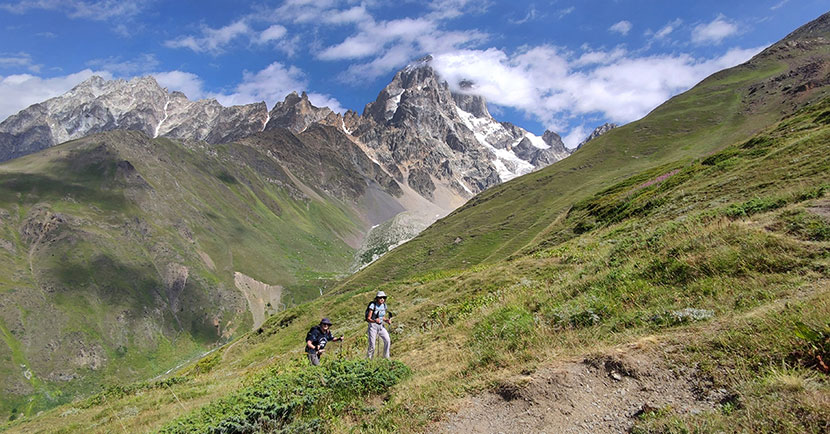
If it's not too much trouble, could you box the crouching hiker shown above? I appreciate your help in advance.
[306,317,343,366]
[366,291,391,359]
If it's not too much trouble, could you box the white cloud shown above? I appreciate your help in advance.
[257,24,287,44]
[0,69,112,121]
[205,62,345,113]
[654,18,682,39]
[272,0,342,24]
[322,5,372,25]
[770,0,789,10]
[306,93,346,115]
[609,20,632,36]
[165,20,251,54]
[574,47,627,67]
[0,52,41,72]
[318,12,488,81]
[562,124,589,149]
[319,18,437,60]
[425,0,489,20]
[153,70,206,100]
[215,62,306,107]
[558,7,575,19]
[431,44,766,137]
[692,14,738,45]
[509,5,538,25]
[0,0,149,20]
[86,53,159,76]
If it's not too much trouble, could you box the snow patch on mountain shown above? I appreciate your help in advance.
[525,133,549,149]
[455,106,534,181]
[385,91,404,120]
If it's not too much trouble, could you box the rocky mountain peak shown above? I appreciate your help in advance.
[452,90,490,119]
[577,123,618,149]
[264,91,335,134]
[782,11,830,42]
[361,55,462,126]
[74,75,108,90]
[0,75,268,162]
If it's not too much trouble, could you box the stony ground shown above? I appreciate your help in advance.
[435,340,730,434]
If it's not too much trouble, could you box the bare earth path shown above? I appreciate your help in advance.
[435,343,727,434]
[434,280,827,433]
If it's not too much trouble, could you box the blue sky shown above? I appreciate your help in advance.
[0,0,827,146]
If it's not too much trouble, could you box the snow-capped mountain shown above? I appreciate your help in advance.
[350,55,570,209]
[0,56,574,217]
[0,76,268,162]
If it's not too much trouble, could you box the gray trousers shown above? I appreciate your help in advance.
[307,351,320,366]
[367,322,390,359]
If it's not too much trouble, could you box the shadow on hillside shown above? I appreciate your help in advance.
[46,251,223,345]
[0,171,127,210]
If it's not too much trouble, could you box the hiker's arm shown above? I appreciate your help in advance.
[306,339,316,350]
[367,306,381,323]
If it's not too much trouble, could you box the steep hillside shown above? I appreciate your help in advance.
[5,12,829,434]
[340,13,830,287]
[9,65,828,434]
[0,125,412,418]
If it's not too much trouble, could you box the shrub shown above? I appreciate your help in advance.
[791,321,830,373]
[159,359,410,433]
[777,209,830,241]
[724,196,788,218]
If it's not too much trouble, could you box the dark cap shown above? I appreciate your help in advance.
[320,317,332,325]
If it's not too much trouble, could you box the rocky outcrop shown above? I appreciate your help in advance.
[0,76,268,162]
[264,91,335,134]
[352,56,570,203]
[577,123,618,150]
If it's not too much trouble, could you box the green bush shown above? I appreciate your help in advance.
[778,209,830,241]
[158,359,410,434]
[791,321,830,373]
[724,196,788,218]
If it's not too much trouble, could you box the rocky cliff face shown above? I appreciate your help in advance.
[0,76,268,162]
[577,123,618,150]
[264,91,339,133]
[351,56,570,206]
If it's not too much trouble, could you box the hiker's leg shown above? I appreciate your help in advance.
[307,352,320,366]
[379,326,391,359]
[367,323,377,359]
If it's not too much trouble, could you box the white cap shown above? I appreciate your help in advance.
[376,291,387,298]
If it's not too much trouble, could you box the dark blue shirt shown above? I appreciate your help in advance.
[305,325,333,353]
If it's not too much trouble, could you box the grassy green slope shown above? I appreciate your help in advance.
[0,130,366,419]
[10,78,828,434]
[339,22,830,289]
[7,14,829,433]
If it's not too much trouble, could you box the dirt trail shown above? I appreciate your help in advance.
[435,343,727,433]
[434,281,826,433]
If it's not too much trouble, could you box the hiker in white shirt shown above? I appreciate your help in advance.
[366,291,391,359]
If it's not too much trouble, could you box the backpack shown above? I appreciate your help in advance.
[365,302,376,322]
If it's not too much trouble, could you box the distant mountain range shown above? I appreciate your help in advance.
[3,11,826,432]
[0,57,589,416]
